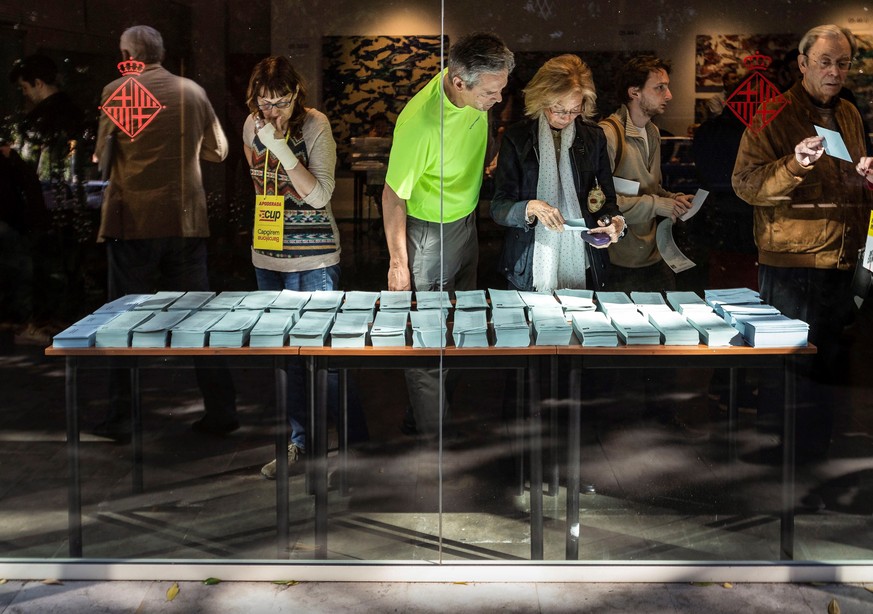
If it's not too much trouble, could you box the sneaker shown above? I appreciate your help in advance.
[260,444,304,480]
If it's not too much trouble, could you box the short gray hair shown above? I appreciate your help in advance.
[120,25,165,64]
[798,24,857,58]
[448,32,514,88]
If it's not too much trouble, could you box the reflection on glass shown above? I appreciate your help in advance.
[2,0,873,571]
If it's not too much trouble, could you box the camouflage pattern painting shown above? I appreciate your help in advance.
[322,35,446,166]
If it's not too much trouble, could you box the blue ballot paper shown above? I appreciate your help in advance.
[131,310,192,347]
[249,312,297,347]
[815,125,853,162]
[370,311,409,347]
[170,310,227,348]
[491,307,531,347]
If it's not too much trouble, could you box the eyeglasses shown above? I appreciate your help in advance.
[257,99,294,111]
[804,55,853,72]
[548,106,582,118]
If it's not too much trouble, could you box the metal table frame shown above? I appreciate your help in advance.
[299,345,554,560]
[45,346,300,559]
[559,344,815,561]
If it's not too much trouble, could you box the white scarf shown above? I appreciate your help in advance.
[531,114,587,292]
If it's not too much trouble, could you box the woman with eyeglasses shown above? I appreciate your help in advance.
[491,54,625,293]
[491,55,624,496]
[243,56,368,479]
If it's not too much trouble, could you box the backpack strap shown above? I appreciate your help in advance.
[600,115,625,171]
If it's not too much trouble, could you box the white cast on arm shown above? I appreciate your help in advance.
[257,123,299,171]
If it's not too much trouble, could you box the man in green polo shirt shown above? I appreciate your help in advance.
[383,32,514,435]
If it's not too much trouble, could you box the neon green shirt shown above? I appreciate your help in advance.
[385,69,487,223]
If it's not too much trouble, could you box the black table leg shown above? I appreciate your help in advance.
[728,367,738,463]
[131,362,143,494]
[275,356,289,558]
[515,367,525,497]
[529,355,543,561]
[315,357,329,559]
[781,356,796,561]
[547,355,559,497]
[339,369,349,496]
[566,357,582,560]
[66,357,82,558]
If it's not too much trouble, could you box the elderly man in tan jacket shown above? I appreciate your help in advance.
[733,24,873,462]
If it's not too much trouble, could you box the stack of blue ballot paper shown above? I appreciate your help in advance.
[555,289,595,313]
[570,311,619,347]
[410,309,448,348]
[719,302,781,326]
[341,291,380,322]
[609,311,661,345]
[685,312,742,346]
[93,294,153,313]
[132,291,185,311]
[646,310,700,345]
[737,314,810,347]
[531,306,573,346]
[452,309,489,347]
[304,290,345,312]
[630,291,673,316]
[202,291,248,311]
[370,310,409,347]
[248,311,297,347]
[415,291,451,312]
[454,289,489,310]
[131,310,192,348]
[288,310,335,346]
[52,312,121,348]
[488,288,527,310]
[379,290,412,312]
[170,310,226,348]
[95,310,157,347]
[704,287,762,311]
[519,291,560,308]
[666,291,713,317]
[208,310,262,347]
[168,291,216,311]
[595,291,637,318]
[270,289,311,311]
[237,290,282,310]
[330,311,371,348]
[490,307,531,347]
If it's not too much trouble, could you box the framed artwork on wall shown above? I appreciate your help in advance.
[322,35,447,166]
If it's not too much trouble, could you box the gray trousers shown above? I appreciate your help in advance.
[405,212,478,434]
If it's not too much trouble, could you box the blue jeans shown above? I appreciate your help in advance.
[255,264,368,449]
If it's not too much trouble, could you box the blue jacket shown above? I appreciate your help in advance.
[490,117,619,290]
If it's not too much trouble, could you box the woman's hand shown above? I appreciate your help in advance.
[588,214,625,248]
[526,199,565,231]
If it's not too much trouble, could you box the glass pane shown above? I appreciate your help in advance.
[2,0,872,571]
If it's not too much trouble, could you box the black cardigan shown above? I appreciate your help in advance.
[490,116,619,291]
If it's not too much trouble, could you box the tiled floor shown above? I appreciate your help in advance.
[2,214,873,581]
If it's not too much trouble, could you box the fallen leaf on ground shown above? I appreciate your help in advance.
[827,597,840,614]
[203,578,221,585]
[722,582,733,589]
[166,582,180,601]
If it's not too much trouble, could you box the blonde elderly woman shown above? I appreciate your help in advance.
[491,54,625,292]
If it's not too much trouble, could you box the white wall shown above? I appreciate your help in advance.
[272,0,872,134]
